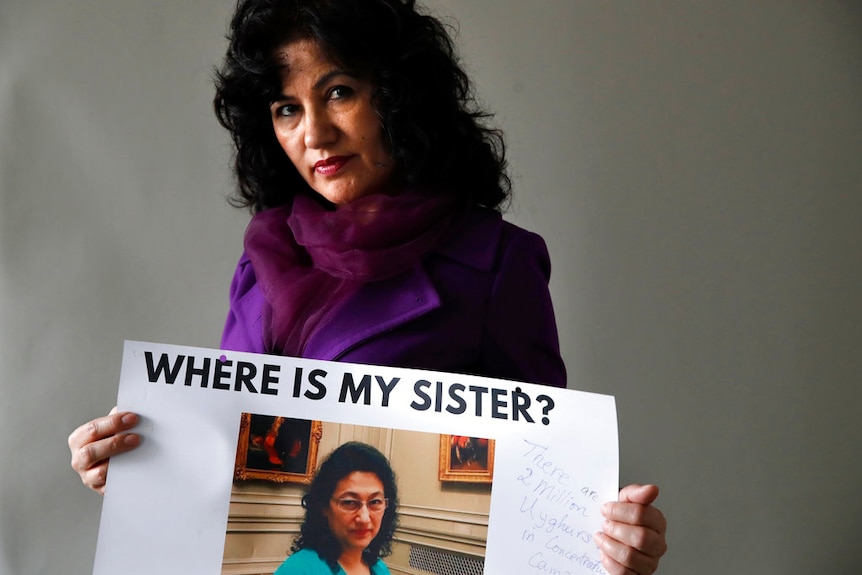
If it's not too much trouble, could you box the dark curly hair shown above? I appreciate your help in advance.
[292,441,399,569]
[214,0,510,213]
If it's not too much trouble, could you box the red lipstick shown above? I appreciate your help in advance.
[314,156,351,176]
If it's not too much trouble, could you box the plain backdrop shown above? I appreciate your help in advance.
[1,1,860,574]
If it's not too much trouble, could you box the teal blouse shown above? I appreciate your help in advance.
[274,549,391,575]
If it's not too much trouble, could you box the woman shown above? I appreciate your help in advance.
[276,442,398,575]
[68,1,667,573]
[213,0,566,387]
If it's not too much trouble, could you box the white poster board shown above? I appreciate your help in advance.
[94,341,618,575]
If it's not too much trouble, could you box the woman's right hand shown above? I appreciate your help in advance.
[68,407,140,494]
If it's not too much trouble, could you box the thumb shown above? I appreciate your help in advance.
[618,483,660,506]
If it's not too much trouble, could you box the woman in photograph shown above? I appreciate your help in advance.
[276,442,398,575]
[68,1,667,573]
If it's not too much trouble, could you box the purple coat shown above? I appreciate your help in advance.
[220,208,566,388]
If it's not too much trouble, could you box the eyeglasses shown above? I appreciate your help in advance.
[331,497,388,514]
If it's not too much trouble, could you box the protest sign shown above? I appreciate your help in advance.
[93,341,618,575]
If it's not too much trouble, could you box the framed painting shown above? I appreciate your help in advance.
[438,434,495,483]
[233,413,323,484]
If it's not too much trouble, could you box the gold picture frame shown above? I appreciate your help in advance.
[438,434,495,484]
[233,413,322,484]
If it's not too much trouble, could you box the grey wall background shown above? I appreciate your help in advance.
[1,1,860,574]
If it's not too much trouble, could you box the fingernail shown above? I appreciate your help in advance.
[601,502,611,515]
[124,434,140,447]
[121,413,137,426]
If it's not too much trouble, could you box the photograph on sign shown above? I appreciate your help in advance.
[225,416,493,573]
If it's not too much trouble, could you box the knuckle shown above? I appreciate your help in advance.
[626,504,646,525]
[617,545,633,565]
[85,465,107,490]
[82,442,99,467]
[71,446,89,471]
[658,538,668,556]
[85,420,100,441]
[631,529,649,551]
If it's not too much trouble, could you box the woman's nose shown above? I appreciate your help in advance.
[355,505,371,522]
[304,108,337,149]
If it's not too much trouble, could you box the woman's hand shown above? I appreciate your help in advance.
[68,407,140,494]
[594,484,667,575]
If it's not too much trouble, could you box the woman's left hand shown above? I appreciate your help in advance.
[594,484,667,575]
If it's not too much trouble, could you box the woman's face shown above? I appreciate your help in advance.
[324,471,386,554]
[270,38,396,205]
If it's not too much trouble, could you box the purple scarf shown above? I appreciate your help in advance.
[244,190,459,357]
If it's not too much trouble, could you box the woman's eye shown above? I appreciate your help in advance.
[274,104,299,118]
[328,85,354,100]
